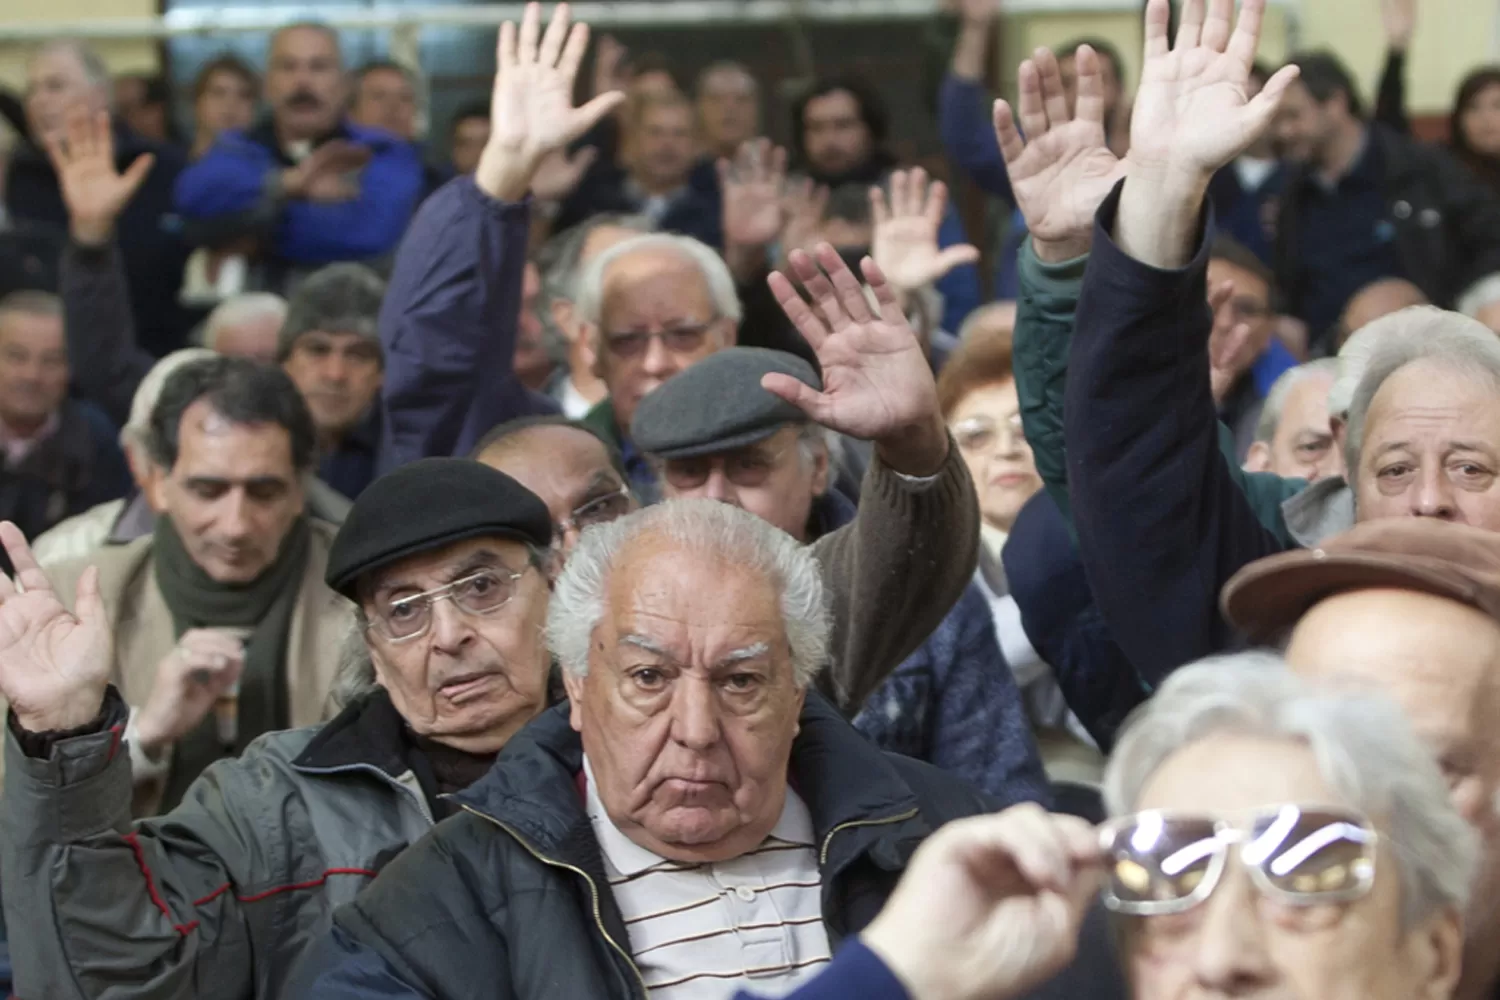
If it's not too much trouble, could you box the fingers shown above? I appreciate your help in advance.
[816,243,876,324]
[870,184,891,228]
[1245,63,1301,138]
[497,18,518,76]
[1208,277,1235,312]
[766,267,831,349]
[559,20,593,83]
[0,521,51,597]
[933,243,982,277]
[787,247,849,330]
[768,143,787,186]
[992,100,1027,166]
[517,1,541,64]
[888,168,909,220]
[94,110,116,165]
[1036,48,1069,129]
[760,372,830,423]
[921,175,947,231]
[1201,0,1234,53]
[1175,0,1205,51]
[1227,0,1271,68]
[537,1,570,68]
[74,565,105,630]
[861,257,909,328]
[1143,0,1171,60]
[1073,45,1106,127]
[120,153,156,196]
[570,92,629,140]
[66,106,93,164]
[569,146,598,173]
[1015,59,1048,144]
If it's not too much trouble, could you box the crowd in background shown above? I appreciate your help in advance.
[2,0,1500,996]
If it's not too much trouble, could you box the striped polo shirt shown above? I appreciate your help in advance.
[584,757,833,998]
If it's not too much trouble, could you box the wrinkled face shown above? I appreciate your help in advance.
[1248,374,1341,483]
[563,536,805,863]
[1058,51,1123,122]
[1287,589,1500,948]
[196,68,257,140]
[211,313,282,364]
[801,90,872,178]
[659,426,828,542]
[591,249,734,431]
[480,425,635,561]
[0,310,68,432]
[363,537,551,752]
[1354,361,1500,530]
[630,102,695,191]
[949,380,1043,533]
[282,330,383,439]
[1339,282,1428,346]
[450,115,490,175]
[1273,81,1338,166]
[267,26,344,140]
[25,46,108,142]
[1206,258,1275,385]
[351,67,416,140]
[151,399,305,583]
[1461,82,1500,159]
[513,263,553,392]
[697,68,759,155]
[1126,731,1454,1000]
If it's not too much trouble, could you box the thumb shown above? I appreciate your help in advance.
[934,243,982,275]
[120,153,155,196]
[568,92,628,143]
[75,564,106,629]
[1243,64,1300,139]
[761,372,830,422]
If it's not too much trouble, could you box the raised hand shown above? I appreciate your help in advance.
[870,168,979,294]
[765,245,948,476]
[1382,0,1416,51]
[478,2,627,202]
[959,0,1000,24]
[720,139,788,250]
[134,628,246,757]
[531,145,599,202]
[0,522,112,733]
[1128,0,1299,181]
[779,178,829,258]
[44,105,155,247]
[993,45,1125,262]
[862,805,1103,1000]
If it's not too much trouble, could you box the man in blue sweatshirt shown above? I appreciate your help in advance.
[173,23,424,292]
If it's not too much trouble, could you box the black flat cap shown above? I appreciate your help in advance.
[630,348,820,460]
[325,458,553,598]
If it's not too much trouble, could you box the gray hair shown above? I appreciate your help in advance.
[123,347,217,453]
[202,293,288,351]
[0,289,62,324]
[277,263,386,363]
[1254,358,1338,444]
[541,213,656,304]
[330,615,378,708]
[31,40,110,91]
[575,233,743,329]
[546,499,829,686]
[1105,652,1478,930]
[1342,307,1500,475]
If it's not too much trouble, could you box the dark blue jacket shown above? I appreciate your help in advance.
[734,942,907,1000]
[937,73,1027,301]
[376,176,558,474]
[1065,183,1288,686]
[174,120,424,266]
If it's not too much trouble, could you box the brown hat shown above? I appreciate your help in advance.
[1221,519,1500,641]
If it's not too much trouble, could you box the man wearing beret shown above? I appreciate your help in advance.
[0,457,559,999]
[631,345,1046,803]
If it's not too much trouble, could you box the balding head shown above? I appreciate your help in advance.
[25,40,110,141]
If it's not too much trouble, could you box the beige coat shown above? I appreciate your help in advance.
[1,520,354,810]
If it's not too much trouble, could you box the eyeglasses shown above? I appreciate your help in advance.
[1099,805,1378,917]
[556,483,633,539]
[368,567,531,643]
[662,443,793,490]
[951,414,1026,454]
[603,322,716,360]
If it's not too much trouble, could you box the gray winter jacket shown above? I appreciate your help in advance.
[0,686,436,1000]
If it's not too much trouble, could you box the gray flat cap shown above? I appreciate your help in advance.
[631,347,821,459]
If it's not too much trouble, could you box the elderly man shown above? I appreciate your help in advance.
[630,347,1043,802]
[174,22,425,289]
[1242,358,1341,482]
[201,292,286,361]
[0,290,129,555]
[278,263,385,498]
[7,41,192,356]
[292,498,995,998]
[1,356,349,818]
[0,457,558,999]
[1222,517,1500,1000]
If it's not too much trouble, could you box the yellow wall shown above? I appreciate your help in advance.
[0,0,160,92]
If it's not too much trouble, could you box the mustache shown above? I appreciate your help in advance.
[285,90,322,109]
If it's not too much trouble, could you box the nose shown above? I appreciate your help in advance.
[1191,862,1275,991]
[1412,465,1458,520]
[669,676,722,751]
[700,466,739,505]
[427,597,475,654]
[218,489,254,541]
[641,334,675,379]
[320,352,352,386]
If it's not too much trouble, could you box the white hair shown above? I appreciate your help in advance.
[574,233,743,329]
[201,293,288,351]
[1342,307,1500,475]
[1254,358,1338,444]
[546,499,829,686]
[1105,652,1477,930]
[122,348,217,453]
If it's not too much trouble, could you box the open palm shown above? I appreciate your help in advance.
[720,139,787,249]
[1129,0,1300,176]
[764,245,936,442]
[0,523,112,732]
[871,168,979,292]
[45,106,153,242]
[994,46,1126,248]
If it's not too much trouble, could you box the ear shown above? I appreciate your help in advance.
[143,463,169,513]
[721,319,739,349]
[562,667,587,732]
[1243,441,1272,473]
[1407,907,1464,1000]
[809,437,831,497]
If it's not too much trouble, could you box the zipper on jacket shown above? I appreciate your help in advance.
[460,804,649,999]
[818,808,920,866]
[295,761,436,826]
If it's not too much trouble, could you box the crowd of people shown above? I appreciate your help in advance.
[1,0,1500,996]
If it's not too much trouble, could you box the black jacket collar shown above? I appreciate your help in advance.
[292,687,410,777]
[451,691,927,869]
